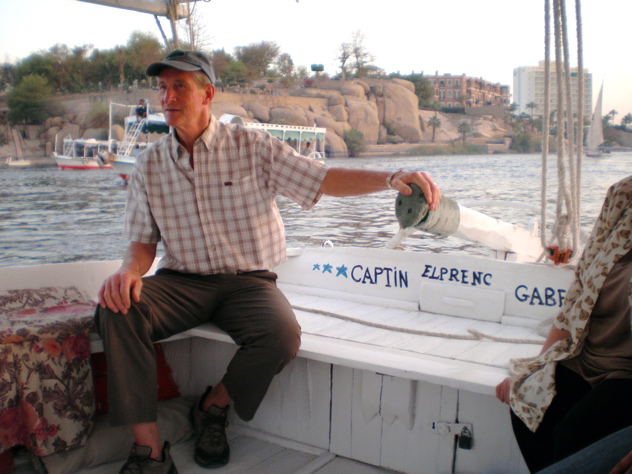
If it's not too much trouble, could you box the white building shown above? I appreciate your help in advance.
[513,61,592,120]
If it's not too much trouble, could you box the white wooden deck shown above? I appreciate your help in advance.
[15,429,393,473]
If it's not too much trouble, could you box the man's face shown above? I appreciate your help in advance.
[158,68,213,130]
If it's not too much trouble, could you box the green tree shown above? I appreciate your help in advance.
[621,113,632,130]
[526,101,537,117]
[223,60,248,87]
[7,74,52,124]
[608,109,618,126]
[126,31,163,83]
[276,53,294,90]
[458,121,471,144]
[349,30,374,78]
[427,115,441,142]
[343,128,365,157]
[235,41,280,81]
[336,42,352,80]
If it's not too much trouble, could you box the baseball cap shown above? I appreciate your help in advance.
[146,50,216,84]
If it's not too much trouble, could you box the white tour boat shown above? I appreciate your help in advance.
[51,137,113,170]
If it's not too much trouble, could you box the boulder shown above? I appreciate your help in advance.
[381,83,423,143]
[58,123,82,140]
[328,94,345,106]
[340,83,366,99]
[328,104,348,123]
[110,124,125,142]
[314,115,350,138]
[242,101,270,123]
[325,130,348,158]
[354,80,370,96]
[45,126,61,143]
[269,107,308,126]
[345,96,380,144]
[212,103,249,120]
[82,128,108,140]
[50,117,64,128]
[391,78,415,94]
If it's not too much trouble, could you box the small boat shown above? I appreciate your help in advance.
[5,156,32,167]
[51,137,114,170]
[107,104,169,181]
[586,83,605,157]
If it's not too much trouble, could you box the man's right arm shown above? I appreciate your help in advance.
[98,241,157,315]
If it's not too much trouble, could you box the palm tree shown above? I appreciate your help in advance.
[622,113,632,131]
[458,121,471,144]
[608,109,618,126]
[428,115,441,142]
[526,101,537,117]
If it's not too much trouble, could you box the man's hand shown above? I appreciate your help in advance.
[390,170,442,211]
[611,450,632,474]
[98,270,143,315]
[97,241,156,314]
[496,376,513,404]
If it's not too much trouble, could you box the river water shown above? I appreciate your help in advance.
[1,152,631,268]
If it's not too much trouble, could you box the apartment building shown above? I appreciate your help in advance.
[424,73,510,109]
[513,61,593,120]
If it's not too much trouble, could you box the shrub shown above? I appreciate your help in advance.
[85,102,109,128]
[343,128,365,157]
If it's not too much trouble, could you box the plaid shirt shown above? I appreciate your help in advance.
[124,115,329,274]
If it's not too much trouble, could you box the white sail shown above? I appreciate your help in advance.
[586,84,604,156]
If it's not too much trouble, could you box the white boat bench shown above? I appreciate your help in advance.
[3,248,576,473]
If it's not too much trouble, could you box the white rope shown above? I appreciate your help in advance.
[574,0,585,259]
[540,0,551,252]
[540,0,584,261]
[293,305,545,345]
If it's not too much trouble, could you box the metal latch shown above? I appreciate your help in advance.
[433,422,474,450]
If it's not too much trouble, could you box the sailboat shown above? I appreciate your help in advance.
[586,83,605,157]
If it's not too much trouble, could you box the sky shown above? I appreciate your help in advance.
[1,0,631,121]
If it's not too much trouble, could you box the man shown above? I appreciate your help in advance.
[96,50,441,473]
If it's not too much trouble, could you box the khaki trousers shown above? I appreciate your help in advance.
[94,269,301,425]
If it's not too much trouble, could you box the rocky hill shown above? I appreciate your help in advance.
[1,78,513,159]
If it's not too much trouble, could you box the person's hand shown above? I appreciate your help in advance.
[611,450,632,474]
[390,170,442,211]
[98,270,143,315]
[496,377,513,404]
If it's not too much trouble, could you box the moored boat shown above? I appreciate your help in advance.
[51,137,114,170]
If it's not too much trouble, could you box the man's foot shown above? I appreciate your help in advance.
[119,441,177,473]
[191,386,230,468]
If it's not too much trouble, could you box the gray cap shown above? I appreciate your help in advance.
[146,50,216,84]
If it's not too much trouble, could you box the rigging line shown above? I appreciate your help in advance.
[541,0,552,252]
[574,0,585,259]
[553,0,572,252]
[292,305,545,345]
[560,0,580,253]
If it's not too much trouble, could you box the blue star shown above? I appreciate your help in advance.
[312,264,321,271]
[322,264,333,274]
[336,265,348,278]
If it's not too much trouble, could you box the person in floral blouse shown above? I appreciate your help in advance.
[496,175,632,473]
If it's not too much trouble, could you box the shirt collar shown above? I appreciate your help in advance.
[168,114,219,162]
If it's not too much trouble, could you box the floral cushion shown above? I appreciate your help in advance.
[0,286,96,457]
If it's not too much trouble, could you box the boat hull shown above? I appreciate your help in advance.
[54,155,111,170]
[110,155,135,180]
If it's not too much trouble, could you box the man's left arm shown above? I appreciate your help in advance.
[319,168,441,211]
